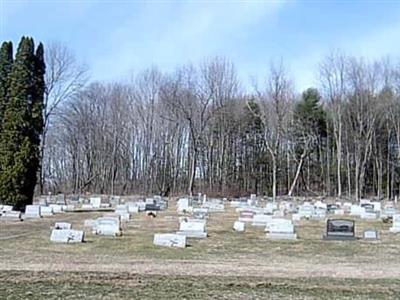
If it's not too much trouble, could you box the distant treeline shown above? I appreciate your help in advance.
[40,50,400,201]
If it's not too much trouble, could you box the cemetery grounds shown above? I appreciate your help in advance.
[1,199,400,299]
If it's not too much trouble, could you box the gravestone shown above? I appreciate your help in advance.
[252,214,272,226]
[114,205,130,222]
[389,214,400,233]
[1,205,13,212]
[50,229,84,243]
[49,204,63,213]
[298,204,314,219]
[1,210,22,220]
[363,229,379,240]
[177,198,191,212]
[81,204,94,210]
[233,221,245,232]
[265,219,297,240]
[193,208,209,220]
[90,197,101,209]
[239,210,256,222]
[94,217,122,236]
[323,219,356,240]
[24,205,41,218]
[153,234,186,248]
[40,206,53,216]
[56,194,66,204]
[145,203,160,211]
[350,205,365,216]
[177,221,207,238]
[54,222,72,230]
[63,205,75,212]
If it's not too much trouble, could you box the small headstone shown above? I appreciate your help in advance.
[90,197,101,209]
[81,204,94,210]
[50,229,84,243]
[1,210,22,220]
[94,217,121,236]
[49,204,63,213]
[54,222,72,230]
[233,221,245,232]
[177,221,207,238]
[24,205,41,218]
[363,229,379,240]
[40,206,54,216]
[252,214,272,226]
[239,210,256,222]
[389,214,400,233]
[153,233,186,248]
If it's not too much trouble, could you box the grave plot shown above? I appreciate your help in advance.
[323,219,357,240]
[177,220,207,238]
[50,229,84,243]
[24,205,41,219]
[265,218,297,240]
[93,217,122,236]
[389,214,400,233]
[153,233,186,248]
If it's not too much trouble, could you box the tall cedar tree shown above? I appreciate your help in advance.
[0,42,13,125]
[0,37,45,209]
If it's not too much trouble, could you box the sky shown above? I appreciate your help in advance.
[1,0,400,92]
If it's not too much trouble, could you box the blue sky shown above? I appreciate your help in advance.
[1,0,400,91]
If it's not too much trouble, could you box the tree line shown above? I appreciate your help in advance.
[41,51,400,201]
[0,37,45,209]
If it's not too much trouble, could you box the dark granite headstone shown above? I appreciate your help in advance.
[145,204,160,211]
[323,219,356,240]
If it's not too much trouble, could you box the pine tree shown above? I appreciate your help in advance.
[0,37,45,209]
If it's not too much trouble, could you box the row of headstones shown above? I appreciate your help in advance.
[234,213,297,240]
[49,199,168,243]
[153,205,214,248]
[50,217,123,243]
[0,204,76,221]
[177,197,225,214]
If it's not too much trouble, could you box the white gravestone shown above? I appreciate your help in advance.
[50,229,84,243]
[81,204,94,210]
[40,206,54,216]
[49,204,63,213]
[90,197,101,209]
[2,210,21,220]
[239,210,256,222]
[114,205,130,222]
[266,220,297,240]
[177,221,207,238]
[1,205,13,212]
[177,198,191,212]
[363,229,379,240]
[94,217,121,236]
[24,205,41,218]
[233,221,245,232]
[252,214,272,226]
[153,234,186,248]
[389,214,400,233]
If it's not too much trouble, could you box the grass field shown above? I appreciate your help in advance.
[1,199,400,299]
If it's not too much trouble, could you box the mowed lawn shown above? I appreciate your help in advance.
[1,199,400,299]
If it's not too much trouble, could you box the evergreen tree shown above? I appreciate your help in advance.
[0,41,13,126]
[0,37,45,209]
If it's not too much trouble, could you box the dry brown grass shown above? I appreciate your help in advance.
[1,201,400,298]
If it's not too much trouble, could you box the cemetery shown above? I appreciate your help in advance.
[1,194,400,298]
